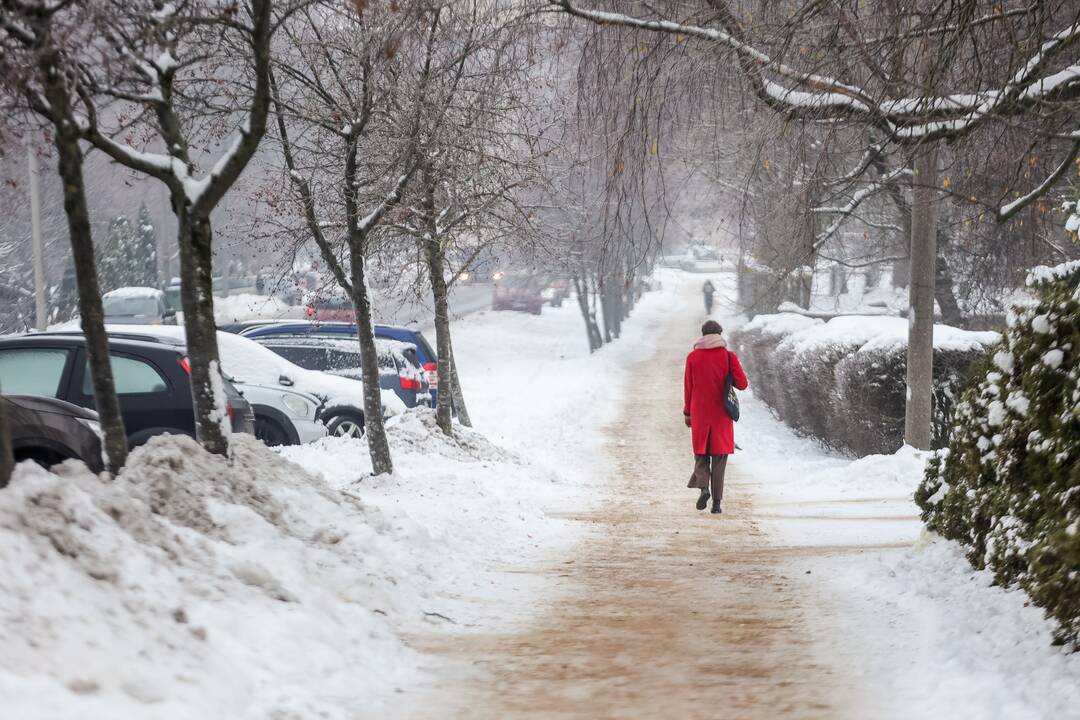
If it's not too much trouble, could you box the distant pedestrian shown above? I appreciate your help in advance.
[683,320,748,514]
[702,279,715,314]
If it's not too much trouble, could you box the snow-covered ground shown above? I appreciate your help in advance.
[0,274,678,719]
[722,298,1080,719]
[1,268,1076,719]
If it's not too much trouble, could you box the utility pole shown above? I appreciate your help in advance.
[28,145,47,330]
[904,142,939,450]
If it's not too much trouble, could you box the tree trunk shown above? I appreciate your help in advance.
[348,253,394,475]
[610,280,623,338]
[422,235,455,436]
[174,209,229,454]
[41,57,128,473]
[935,225,964,328]
[343,141,393,475]
[573,276,602,352]
[904,143,939,450]
[0,394,13,488]
[600,278,613,343]
[445,335,472,427]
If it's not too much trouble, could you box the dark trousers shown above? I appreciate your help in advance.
[688,454,728,502]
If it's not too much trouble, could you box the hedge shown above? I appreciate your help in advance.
[731,314,997,456]
[916,261,1080,646]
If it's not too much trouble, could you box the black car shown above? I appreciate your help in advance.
[3,394,104,477]
[0,334,254,447]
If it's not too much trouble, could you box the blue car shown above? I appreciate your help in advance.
[231,321,443,407]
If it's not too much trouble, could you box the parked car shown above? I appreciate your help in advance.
[103,287,177,325]
[235,321,444,407]
[218,319,286,335]
[493,274,544,315]
[107,326,406,439]
[0,333,253,446]
[87,329,325,447]
[254,335,430,408]
[225,381,327,447]
[3,394,104,476]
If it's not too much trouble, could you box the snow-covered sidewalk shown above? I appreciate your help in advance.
[1,268,1076,719]
[725,283,1080,719]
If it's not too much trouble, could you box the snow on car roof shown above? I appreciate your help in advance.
[108,325,406,414]
[103,286,165,299]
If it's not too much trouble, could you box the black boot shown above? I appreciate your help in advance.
[711,501,722,514]
[696,489,711,511]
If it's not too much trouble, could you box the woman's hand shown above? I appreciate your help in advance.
[684,414,692,428]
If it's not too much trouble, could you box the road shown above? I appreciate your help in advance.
[370,283,494,334]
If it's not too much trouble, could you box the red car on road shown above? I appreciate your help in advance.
[492,274,543,315]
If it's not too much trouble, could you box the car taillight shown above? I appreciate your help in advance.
[399,376,421,391]
[178,356,191,374]
[226,402,234,419]
[423,362,438,388]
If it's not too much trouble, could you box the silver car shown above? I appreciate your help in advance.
[233,382,327,446]
[102,287,177,325]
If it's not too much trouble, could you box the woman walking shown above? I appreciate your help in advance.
[683,320,748,514]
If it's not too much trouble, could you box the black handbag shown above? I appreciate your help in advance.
[723,350,740,422]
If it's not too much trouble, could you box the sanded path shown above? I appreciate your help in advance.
[407,290,845,719]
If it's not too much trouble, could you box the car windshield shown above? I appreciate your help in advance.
[501,275,533,288]
[104,297,159,317]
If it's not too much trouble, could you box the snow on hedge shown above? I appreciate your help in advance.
[748,313,1000,354]
[0,409,569,718]
[732,313,998,455]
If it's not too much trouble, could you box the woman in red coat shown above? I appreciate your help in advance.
[683,320,748,514]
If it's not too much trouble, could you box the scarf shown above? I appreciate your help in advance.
[693,334,727,350]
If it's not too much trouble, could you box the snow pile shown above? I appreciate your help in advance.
[917,260,1080,646]
[731,313,998,455]
[0,434,430,719]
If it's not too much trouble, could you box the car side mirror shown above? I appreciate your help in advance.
[163,308,176,318]
[278,374,294,387]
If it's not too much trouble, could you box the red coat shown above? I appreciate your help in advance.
[683,341,748,455]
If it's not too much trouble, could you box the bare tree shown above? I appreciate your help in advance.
[0,0,129,472]
[72,0,278,454]
[385,3,543,434]
[269,1,443,472]
[552,0,1080,447]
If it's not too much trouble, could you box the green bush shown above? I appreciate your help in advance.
[916,261,1080,646]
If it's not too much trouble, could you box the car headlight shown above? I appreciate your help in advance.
[76,417,102,439]
[281,393,311,418]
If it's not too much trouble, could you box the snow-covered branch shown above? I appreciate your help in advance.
[813,166,912,250]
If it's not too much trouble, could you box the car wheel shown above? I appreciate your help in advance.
[327,412,365,439]
[254,416,291,447]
